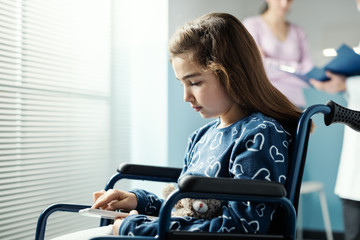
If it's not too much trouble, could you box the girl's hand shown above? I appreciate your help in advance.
[92,189,138,211]
[112,210,139,235]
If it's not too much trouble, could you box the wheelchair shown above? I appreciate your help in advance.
[35,100,360,240]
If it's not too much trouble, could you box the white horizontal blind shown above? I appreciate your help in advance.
[0,0,112,239]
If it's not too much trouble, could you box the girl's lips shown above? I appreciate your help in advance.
[193,106,202,112]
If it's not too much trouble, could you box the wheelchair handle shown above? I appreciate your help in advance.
[325,100,360,132]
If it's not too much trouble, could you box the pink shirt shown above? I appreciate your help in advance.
[243,16,313,107]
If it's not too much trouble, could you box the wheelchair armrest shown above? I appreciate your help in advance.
[118,163,182,179]
[178,175,286,197]
[158,176,291,239]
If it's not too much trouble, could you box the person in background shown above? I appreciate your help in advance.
[92,12,302,236]
[243,0,313,108]
[310,2,360,240]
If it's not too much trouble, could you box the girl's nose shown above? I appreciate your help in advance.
[183,86,194,102]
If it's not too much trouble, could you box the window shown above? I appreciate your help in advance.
[0,0,111,239]
[111,0,168,195]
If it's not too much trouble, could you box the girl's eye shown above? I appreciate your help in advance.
[190,81,201,86]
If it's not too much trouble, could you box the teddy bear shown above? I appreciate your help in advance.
[162,183,223,219]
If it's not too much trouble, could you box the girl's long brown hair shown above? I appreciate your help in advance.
[169,12,302,135]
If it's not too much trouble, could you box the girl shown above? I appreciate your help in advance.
[243,0,313,108]
[92,12,302,236]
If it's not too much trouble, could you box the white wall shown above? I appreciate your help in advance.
[288,0,360,65]
[169,0,257,34]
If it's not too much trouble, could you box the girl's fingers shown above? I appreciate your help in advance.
[91,189,138,211]
[112,218,124,235]
[129,210,138,215]
[93,190,106,203]
[92,189,120,209]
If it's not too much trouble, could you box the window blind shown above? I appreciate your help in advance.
[0,0,112,239]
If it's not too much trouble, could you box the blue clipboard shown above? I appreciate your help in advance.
[280,44,360,82]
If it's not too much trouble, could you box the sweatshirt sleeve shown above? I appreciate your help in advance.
[229,120,289,183]
[130,189,163,216]
[226,120,290,233]
[118,208,240,236]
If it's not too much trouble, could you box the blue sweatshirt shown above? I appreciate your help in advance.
[119,112,291,236]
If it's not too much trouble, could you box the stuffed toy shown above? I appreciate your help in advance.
[162,183,223,219]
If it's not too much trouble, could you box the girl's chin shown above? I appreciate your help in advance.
[199,112,216,119]
[199,113,208,118]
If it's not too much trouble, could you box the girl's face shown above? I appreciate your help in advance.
[172,55,243,127]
